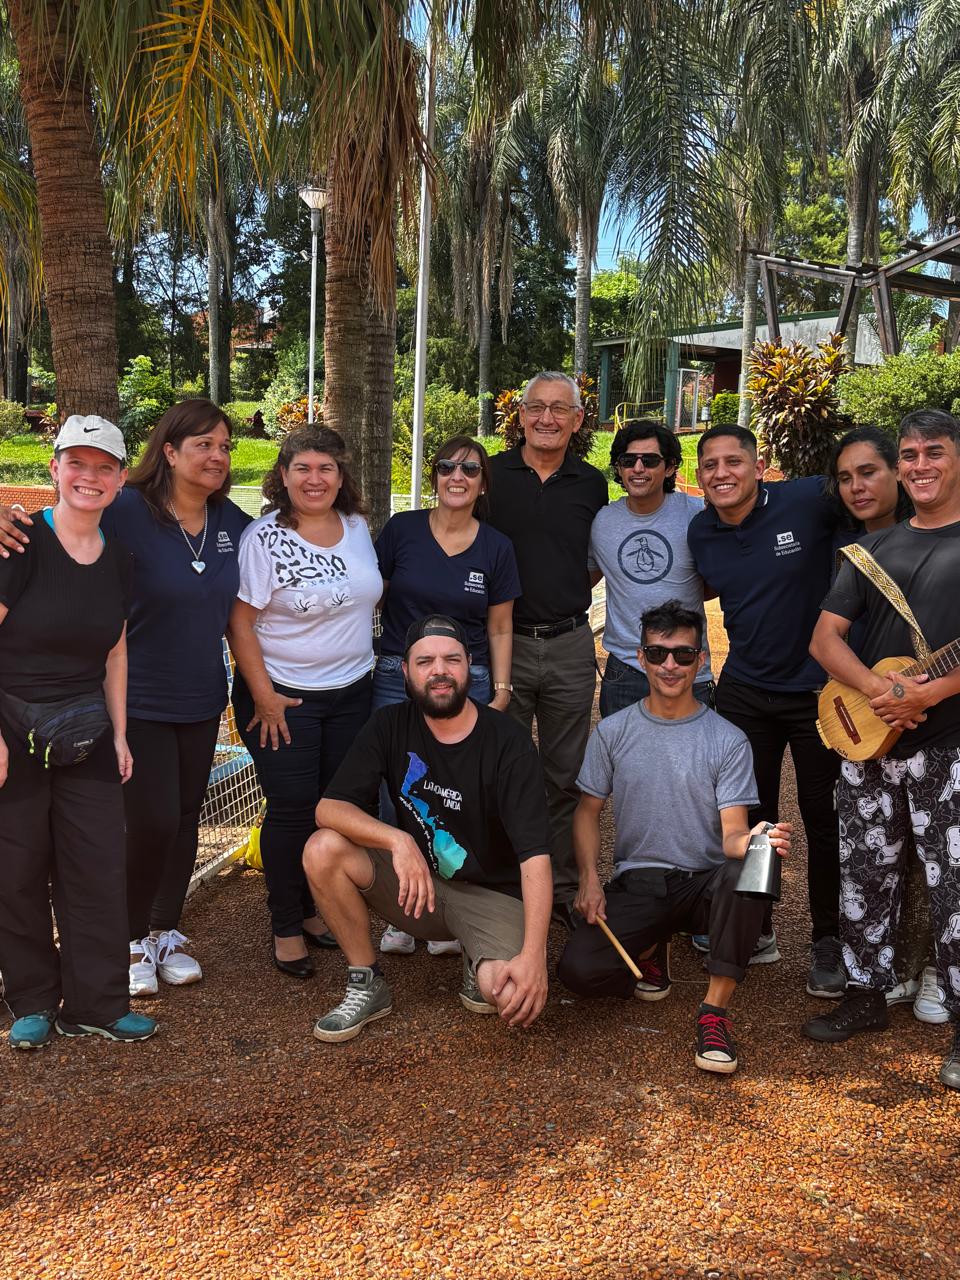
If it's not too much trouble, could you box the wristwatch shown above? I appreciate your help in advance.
[493,682,513,692]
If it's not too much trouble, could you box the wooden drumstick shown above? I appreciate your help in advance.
[596,917,643,980]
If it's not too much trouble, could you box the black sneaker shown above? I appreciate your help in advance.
[695,1008,738,1074]
[633,940,671,1002]
[807,935,847,999]
[802,988,888,1043]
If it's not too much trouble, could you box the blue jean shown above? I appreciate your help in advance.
[599,652,715,718]
[233,670,373,936]
[372,656,491,827]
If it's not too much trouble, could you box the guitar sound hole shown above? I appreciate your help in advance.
[833,697,862,745]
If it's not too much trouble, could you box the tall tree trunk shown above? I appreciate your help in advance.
[574,222,592,376]
[737,250,760,428]
[946,264,960,354]
[843,145,870,360]
[362,279,396,538]
[323,168,369,455]
[10,0,119,419]
[477,275,493,437]
[206,189,223,403]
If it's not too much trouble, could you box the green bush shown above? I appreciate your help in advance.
[748,333,851,477]
[0,399,26,441]
[838,349,960,435]
[262,337,311,438]
[393,385,480,491]
[118,355,177,450]
[709,391,741,426]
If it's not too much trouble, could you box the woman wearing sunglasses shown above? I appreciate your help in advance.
[372,435,521,956]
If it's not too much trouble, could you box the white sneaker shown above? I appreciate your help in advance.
[426,939,462,957]
[885,975,920,1006]
[152,929,202,985]
[379,926,416,955]
[129,937,158,997]
[914,966,950,1024]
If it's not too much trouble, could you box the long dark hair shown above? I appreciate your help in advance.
[430,434,492,520]
[829,424,913,529]
[128,399,233,520]
[262,426,366,529]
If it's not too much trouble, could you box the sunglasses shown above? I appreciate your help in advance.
[618,452,665,470]
[436,459,482,478]
[641,644,701,667]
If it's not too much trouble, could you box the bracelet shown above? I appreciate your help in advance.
[493,682,513,692]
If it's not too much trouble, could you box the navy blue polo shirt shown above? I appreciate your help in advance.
[687,477,837,692]
[101,488,251,722]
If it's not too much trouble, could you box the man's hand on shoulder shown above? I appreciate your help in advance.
[492,949,548,1027]
[389,831,436,918]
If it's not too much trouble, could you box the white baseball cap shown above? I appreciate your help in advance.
[53,415,127,463]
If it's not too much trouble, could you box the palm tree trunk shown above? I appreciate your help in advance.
[477,276,493,437]
[574,223,592,376]
[9,0,119,419]
[947,264,960,354]
[843,152,869,359]
[362,281,396,537]
[737,251,760,428]
[323,168,368,455]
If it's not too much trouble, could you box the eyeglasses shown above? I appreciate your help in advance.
[436,459,482,478]
[618,452,665,470]
[521,402,577,419]
[641,644,701,666]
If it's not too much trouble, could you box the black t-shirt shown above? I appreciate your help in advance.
[487,445,608,625]
[821,518,960,755]
[0,512,133,703]
[324,700,551,897]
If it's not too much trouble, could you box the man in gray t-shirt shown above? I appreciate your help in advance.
[588,421,713,717]
[557,600,791,1075]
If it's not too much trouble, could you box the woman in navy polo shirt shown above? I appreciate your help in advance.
[373,434,521,956]
[100,400,251,998]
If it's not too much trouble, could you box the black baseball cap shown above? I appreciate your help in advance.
[403,614,470,659]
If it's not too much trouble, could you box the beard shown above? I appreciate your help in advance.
[410,675,470,720]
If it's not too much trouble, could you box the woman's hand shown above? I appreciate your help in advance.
[489,689,511,713]
[247,689,303,750]
[0,504,32,558]
[0,731,8,788]
[115,734,133,784]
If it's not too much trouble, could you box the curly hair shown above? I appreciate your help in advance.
[261,426,366,529]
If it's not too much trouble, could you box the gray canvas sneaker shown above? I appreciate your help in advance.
[940,1026,960,1092]
[313,967,393,1043]
[459,955,496,1014]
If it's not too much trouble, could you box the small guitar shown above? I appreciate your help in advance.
[816,638,960,761]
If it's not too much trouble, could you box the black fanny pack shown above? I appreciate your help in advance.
[0,689,112,768]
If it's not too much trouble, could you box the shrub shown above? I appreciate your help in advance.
[27,363,56,402]
[747,333,851,477]
[495,373,599,460]
[709,390,742,426]
[262,337,311,437]
[393,385,479,491]
[273,397,323,436]
[0,399,26,441]
[118,355,177,450]
[838,349,960,435]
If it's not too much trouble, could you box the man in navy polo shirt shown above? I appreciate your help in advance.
[687,425,844,998]
[487,372,608,919]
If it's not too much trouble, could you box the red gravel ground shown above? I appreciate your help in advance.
[2,610,958,1280]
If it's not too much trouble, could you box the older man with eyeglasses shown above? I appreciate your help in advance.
[487,372,608,923]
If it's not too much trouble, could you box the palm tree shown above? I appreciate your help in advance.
[0,55,41,402]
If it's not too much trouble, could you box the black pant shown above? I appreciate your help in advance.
[124,716,221,940]
[715,671,840,942]
[233,671,372,937]
[0,727,128,1024]
[558,861,766,998]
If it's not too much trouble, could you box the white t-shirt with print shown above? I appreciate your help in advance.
[237,511,382,690]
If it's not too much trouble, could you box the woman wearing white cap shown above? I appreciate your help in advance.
[0,416,157,1048]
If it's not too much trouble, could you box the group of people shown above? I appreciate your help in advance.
[0,373,957,1091]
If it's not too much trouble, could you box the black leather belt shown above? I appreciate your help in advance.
[513,613,588,640]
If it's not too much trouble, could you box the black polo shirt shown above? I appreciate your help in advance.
[687,477,838,692]
[488,444,608,626]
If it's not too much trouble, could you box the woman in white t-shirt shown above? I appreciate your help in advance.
[228,427,381,979]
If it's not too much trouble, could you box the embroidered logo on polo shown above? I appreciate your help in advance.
[464,569,487,596]
[399,752,468,879]
[217,530,234,554]
[617,529,673,584]
[774,529,802,557]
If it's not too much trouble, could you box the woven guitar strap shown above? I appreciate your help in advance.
[838,543,932,662]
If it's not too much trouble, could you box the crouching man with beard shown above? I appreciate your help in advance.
[303,615,553,1042]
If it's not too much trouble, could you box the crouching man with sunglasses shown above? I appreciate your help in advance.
[557,600,791,1073]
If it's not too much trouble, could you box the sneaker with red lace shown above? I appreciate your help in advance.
[633,939,671,1002]
[695,1004,738,1074]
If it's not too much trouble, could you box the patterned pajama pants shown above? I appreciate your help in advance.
[836,746,960,1020]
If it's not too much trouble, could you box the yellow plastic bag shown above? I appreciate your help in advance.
[239,801,266,870]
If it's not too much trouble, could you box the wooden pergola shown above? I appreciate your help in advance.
[754,228,960,356]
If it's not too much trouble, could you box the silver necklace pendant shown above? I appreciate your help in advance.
[191,560,206,575]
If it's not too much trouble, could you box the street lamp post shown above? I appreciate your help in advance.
[299,184,327,424]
